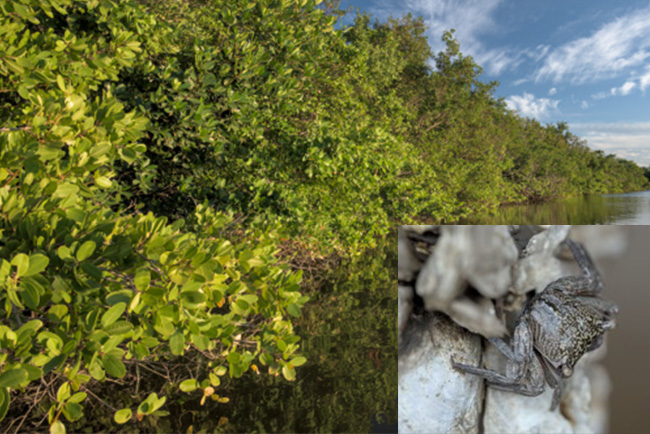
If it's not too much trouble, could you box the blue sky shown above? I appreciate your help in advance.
[338,0,650,167]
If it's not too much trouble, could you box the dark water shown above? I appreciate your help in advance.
[460,190,650,224]
[176,238,398,433]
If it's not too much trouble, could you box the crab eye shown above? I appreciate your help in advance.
[562,365,573,377]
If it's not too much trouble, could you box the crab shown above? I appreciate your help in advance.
[451,239,618,411]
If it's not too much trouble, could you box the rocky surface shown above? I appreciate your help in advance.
[398,313,483,434]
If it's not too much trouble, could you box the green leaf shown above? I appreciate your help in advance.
[25,254,49,276]
[152,395,166,413]
[101,302,126,327]
[5,59,25,74]
[138,392,164,415]
[180,290,206,307]
[114,408,132,424]
[119,147,137,164]
[95,176,112,188]
[76,240,96,262]
[134,269,150,291]
[56,75,66,92]
[0,368,28,388]
[53,182,79,199]
[282,365,296,381]
[63,401,83,422]
[169,331,185,355]
[287,303,301,318]
[226,351,240,364]
[290,356,307,367]
[57,246,72,261]
[50,420,66,434]
[67,392,86,404]
[11,254,29,277]
[102,354,126,378]
[21,282,40,310]
[103,320,133,335]
[0,387,9,422]
[89,360,104,381]
[57,382,71,402]
[43,354,66,375]
[80,262,102,280]
[65,208,85,222]
[128,292,141,313]
[179,379,198,392]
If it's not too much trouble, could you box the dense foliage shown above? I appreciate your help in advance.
[114,0,647,229]
[0,0,647,431]
[0,1,307,432]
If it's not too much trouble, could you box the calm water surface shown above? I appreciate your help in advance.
[461,190,650,224]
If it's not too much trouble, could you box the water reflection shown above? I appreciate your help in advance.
[459,190,650,224]
[176,238,398,433]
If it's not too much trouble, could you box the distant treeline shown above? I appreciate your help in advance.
[110,0,648,248]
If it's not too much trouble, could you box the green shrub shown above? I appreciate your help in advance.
[0,1,306,432]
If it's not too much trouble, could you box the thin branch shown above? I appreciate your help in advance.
[0,126,31,132]
[81,385,118,412]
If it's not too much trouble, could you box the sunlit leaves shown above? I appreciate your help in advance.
[0,0,314,429]
[76,241,96,262]
[179,379,198,392]
[114,408,132,424]
[101,355,126,379]
[25,254,49,277]
[101,303,126,328]
[0,369,28,388]
[281,365,296,381]
[137,393,166,415]
[10,254,29,278]
[0,388,9,422]
[169,331,185,355]
[50,420,66,434]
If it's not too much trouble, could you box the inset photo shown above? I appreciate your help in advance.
[398,225,650,434]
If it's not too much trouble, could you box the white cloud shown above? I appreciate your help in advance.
[640,67,650,92]
[572,122,650,166]
[592,74,647,99]
[548,87,557,95]
[535,5,650,84]
[611,80,637,96]
[523,45,551,62]
[372,0,518,75]
[505,92,560,120]
[581,100,589,109]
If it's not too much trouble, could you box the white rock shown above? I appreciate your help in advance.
[511,225,572,295]
[399,313,482,434]
[415,226,514,338]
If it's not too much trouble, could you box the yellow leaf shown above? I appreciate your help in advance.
[50,421,66,434]
[56,75,66,92]
[218,417,228,426]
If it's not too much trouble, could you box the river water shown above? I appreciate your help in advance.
[460,190,650,224]
[167,238,398,433]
